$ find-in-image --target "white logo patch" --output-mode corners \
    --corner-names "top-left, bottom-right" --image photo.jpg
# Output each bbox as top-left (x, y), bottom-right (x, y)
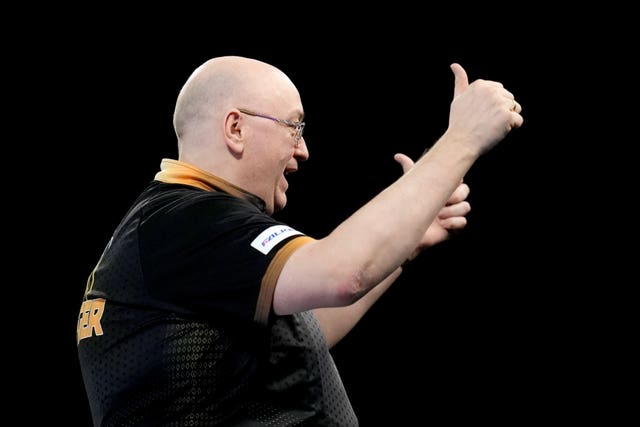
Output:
top-left (251, 225), bottom-right (303, 254)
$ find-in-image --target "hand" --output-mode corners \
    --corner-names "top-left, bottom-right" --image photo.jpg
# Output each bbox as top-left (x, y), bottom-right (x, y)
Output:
top-left (448, 63), bottom-right (523, 155)
top-left (394, 153), bottom-right (471, 259)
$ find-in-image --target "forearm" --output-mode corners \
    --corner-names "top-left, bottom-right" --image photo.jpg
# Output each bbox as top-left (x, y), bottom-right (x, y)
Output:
top-left (331, 137), bottom-right (477, 274)
top-left (313, 267), bottom-right (402, 348)
top-left (275, 67), bottom-right (521, 316)
top-left (278, 134), bottom-right (478, 311)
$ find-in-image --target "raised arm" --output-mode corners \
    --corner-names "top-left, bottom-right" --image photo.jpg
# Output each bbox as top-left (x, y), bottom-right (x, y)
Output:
top-left (313, 155), bottom-right (472, 348)
top-left (274, 63), bottom-right (523, 316)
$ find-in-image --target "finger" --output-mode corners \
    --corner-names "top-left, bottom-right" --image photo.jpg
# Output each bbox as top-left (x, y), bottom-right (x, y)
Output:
top-left (510, 110), bottom-right (524, 129)
top-left (450, 63), bottom-right (469, 98)
top-left (502, 88), bottom-right (522, 114)
top-left (393, 153), bottom-right (415, 174)
top-left (447, 182), bottom-right (470, 204)
top-left (512, 100), bottom-right (522, 113)
top-left (439, 215), bottom-right (468, 230)
top-left (437, 201), bottom-right (471, 219)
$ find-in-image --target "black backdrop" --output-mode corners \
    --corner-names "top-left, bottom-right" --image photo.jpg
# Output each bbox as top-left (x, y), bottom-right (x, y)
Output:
top-left (38, 22), bottom-right (611, 425)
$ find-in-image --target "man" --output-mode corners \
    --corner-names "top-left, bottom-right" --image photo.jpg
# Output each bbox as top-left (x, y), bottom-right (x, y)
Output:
top-left (77, 55), bottom-right (522, 425)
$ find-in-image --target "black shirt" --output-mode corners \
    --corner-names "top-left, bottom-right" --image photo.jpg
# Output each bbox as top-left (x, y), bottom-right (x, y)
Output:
top-left (77, 159), bottom-right (358, 426)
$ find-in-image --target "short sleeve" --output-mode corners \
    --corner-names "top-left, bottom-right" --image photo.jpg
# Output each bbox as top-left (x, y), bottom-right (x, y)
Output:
top-left (138, 191), bottom-right (313, 326)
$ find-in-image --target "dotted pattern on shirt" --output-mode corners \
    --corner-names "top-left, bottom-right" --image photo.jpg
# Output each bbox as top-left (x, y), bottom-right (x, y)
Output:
top-left (79, 183), bottom-right (359, 426)
top-left (82, 308), bottom-right (253, 426)
top-left (241, 311), bottom-right (359, 426)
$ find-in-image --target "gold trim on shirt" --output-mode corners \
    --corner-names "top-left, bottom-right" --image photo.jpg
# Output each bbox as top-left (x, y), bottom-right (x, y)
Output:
top-left (154, 158), bottom-right (257, 201)
top-left (255, 236), bottom-right (316, 325)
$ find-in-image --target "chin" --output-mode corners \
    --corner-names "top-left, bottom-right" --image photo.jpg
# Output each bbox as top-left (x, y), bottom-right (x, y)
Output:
top-left (273, 193), bottom-right (287, 213)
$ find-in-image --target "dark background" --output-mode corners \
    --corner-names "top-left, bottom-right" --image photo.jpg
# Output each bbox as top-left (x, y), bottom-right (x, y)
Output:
top-left (28, 16), bottom-right (623, 425)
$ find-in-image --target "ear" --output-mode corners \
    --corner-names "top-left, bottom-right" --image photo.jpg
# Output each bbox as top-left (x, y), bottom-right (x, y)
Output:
top-left (223, 110), bottom-right (245, 155)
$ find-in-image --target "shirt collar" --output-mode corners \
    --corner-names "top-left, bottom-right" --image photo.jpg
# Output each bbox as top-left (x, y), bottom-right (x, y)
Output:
top-left (154, 158), bottom-right (266, 211)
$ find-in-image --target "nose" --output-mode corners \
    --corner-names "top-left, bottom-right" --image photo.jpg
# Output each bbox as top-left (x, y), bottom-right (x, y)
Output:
top-left (295, 137), bottom-right (309, 161)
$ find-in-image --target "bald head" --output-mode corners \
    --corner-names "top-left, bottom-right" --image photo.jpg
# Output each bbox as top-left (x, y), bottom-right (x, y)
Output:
top-left (173, 56), bottom-right (296, 143)
top-left (171, 56), bottom-right (306, 214)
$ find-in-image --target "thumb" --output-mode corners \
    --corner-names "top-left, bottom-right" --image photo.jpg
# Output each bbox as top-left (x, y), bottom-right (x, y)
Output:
top-left (450, 63), bottom-right (469, 98)
top-left (393, 153), bottom-right (415, 174)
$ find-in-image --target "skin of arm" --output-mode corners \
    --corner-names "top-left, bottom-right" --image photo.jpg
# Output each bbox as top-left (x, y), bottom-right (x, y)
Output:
top-left (313, 267), bottom-right (402, 349)
top-left (313, 162), bottom-right (471, 348)
top-left (273, 63), bottom-right (523, 316)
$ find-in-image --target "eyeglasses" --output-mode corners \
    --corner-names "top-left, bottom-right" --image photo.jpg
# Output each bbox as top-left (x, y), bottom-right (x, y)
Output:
top-left (238, 108), bottom-right (305, 147)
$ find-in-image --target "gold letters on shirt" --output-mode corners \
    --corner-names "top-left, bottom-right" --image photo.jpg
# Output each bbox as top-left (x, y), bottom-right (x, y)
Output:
top-left (77, 257), bottom-right (106, 344)
top-left (77, 298), bottom-right (105, 344)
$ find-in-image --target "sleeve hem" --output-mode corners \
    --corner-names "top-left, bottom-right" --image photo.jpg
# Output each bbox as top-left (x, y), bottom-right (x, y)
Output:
top-left (254, 236), bottom-right (316, 325)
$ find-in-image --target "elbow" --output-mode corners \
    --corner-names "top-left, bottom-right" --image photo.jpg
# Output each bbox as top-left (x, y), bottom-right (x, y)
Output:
top-left (332, 267), bottom-right (372, 306)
